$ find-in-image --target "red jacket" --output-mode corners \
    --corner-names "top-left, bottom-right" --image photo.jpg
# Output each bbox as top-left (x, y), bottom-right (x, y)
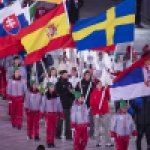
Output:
top-left (90, 87), bottom-right (110, 116)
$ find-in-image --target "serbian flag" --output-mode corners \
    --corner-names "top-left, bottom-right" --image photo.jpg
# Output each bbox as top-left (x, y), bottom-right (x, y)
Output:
top-left (20, 3), bottom-right (70, 65)
top-left (110, 55), bottom-right (150, 101)
top-left (0, 0), bottom-right (4, 4)
top-left (0, 1), bottom-right (29, 56)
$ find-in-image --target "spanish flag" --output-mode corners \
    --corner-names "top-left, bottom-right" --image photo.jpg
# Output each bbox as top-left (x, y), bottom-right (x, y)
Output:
top-left (20, 3), bottom-right (70, 64)
top-left (35, 0), bottom-right (62, 4)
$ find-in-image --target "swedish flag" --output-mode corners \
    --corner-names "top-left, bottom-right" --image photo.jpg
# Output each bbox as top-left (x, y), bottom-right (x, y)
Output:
top-left (72, 0), bottom-right (136, 51)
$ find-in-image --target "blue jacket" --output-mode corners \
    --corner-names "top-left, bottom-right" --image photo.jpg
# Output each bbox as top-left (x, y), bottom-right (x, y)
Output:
top-left (128, 96), bottom-right (150, 125)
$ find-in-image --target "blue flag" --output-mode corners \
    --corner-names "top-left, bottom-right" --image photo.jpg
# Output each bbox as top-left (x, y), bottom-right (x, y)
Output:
top-left (72, 0), bottom-right (136, 51)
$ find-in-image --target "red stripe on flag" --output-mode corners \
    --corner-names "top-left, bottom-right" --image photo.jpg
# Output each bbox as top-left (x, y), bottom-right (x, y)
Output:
top-left (114, 55), bottom-right (150, 82)
top-left (24, 34), bottom-right (72, 65)
top-left (17, 3), bottom-right (65, 39)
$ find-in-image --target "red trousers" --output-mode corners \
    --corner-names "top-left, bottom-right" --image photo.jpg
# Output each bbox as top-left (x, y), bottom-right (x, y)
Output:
top-left (11, 97), bottom-right (24, 127)
top-left (0, 69), bottom-right (6, 97)
top-left (115, 137), bottom-right (129, 150)
top-left (74, 126), bottom-right (88, 150)
top-left (27, 110), bottom-right (40, 138)
top-left (46, 113), bottom-right (58, 144)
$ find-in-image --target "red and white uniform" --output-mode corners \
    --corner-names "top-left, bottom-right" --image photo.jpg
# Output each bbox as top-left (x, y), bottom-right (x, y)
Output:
top-left (110, 112), bottom-right (137, 150)
top-left (7, 76), bottom-right (27, 127)
top-left (71, 101), bottom-right (90, 150)
top-left (25, 89), bottom-right (42, 138)
top-left (41, 94), bottom-right (63, 144)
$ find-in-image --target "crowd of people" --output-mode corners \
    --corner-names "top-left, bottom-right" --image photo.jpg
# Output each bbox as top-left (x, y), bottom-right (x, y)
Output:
top-left (0, 44), bottom-right (150, 150)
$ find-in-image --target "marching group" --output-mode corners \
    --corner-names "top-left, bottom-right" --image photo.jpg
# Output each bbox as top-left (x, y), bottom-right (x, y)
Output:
top-left (0, 44), bottom-right (150, 150)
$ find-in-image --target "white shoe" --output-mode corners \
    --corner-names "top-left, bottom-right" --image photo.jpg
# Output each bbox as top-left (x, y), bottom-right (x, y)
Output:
top-left (105, 143), bottom-right (114, 147)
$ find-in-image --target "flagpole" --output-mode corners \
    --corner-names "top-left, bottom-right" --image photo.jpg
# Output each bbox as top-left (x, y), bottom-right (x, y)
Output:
top-left (62, 0), bottom-right (70, 29)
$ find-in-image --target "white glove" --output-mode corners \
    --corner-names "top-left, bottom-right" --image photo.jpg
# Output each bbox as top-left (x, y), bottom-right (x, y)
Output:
top-left (111, 138), bottom-right (115, 143)
top-left (95, 114), bottom-right (99, 118)
top-left (8, 101), bottom-right (12, 104)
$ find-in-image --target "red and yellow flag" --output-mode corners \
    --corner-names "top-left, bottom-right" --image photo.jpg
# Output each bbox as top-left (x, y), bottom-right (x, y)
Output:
top-left (20, 3), bottom-right (70, 64)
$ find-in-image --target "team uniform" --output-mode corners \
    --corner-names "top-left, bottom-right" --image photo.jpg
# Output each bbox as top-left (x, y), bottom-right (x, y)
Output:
top-left (43, 76), bottom-right (57, 89)
top-left (25, 88), bottom-right (42, 139)
top-left (6, 65), bottom-right (27, 81)
top-left (7, 76), bottom-right (27, 128)
top-left (41, 94), bottom-right (63, 146)
top-left (69, 75), bottom-right (80, 89)
top-left (110, 112), bottom-right (136, 150)
top-left (71, 100), bottom-right (90, 150)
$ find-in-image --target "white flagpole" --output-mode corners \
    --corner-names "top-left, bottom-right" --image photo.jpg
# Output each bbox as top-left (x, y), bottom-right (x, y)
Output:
top-left (98, 47), bottom-right (116, 110)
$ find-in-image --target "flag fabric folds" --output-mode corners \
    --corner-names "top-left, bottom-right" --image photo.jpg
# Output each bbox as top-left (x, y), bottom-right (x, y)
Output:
top-left (0, 1), bottom-right (30, 58)
top-left (20, 3), bottom-right (70, 64)
top-left (72, 0), bottom-right (136, 51)
top-left (30, 2), bottom-right (37, 22)
top-left (110, 55), bottom-right (150, 101)
top-left (35, 0), bottom-right (62, 4)
top-left (0, 1), bottom-right (29, 50)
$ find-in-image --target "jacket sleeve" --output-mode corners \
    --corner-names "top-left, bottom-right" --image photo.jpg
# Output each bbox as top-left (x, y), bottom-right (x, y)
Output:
top-left (90, 92), bottom-right (95, 109)
top-left (57, 97), bottom-right (64, 118)
top-left (41, 95), bottom-right (46, 113)
top-left (110, 115), bottom-right (117, 138)
top-left (24, 90), bottom-right (30, 109)
top-left (22, 67), bottom-right (27, 81)
top-left (6, 79), bottom-right (12, 101)
top-left (70, 104), bottom-right (76, 128)
top-left (130, 115), bottom-right (137, 136)
top-left (6, 67), bottom-right (12, 81)
top-left (23, 80), bottom-right (27, 94)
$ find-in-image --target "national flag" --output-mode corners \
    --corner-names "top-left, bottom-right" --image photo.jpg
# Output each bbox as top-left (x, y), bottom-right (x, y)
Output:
top-left (72, 0), bottom-right (135, 51)
top-left (30, 2), bottom-right (37, 22)
top-left (0, 0), bottom-right (4, 4)
top-left (0, 1), bottom-right (30, 50)
top-left (35, 1), bottom-right (56, 19)
top-left (110, 55), bottom-right (150, 101)
top-left (20, 3), bottom-right (70, 65)
top-left (35, 0), bottom-right (62, 4)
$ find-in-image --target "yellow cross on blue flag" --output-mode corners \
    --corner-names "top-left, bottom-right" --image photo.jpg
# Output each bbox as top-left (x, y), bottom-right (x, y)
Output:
top-left (72, 0), bottom-right (136, 51)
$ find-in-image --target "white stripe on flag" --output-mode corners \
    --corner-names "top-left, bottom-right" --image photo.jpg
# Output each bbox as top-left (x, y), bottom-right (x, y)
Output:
top-left (110, 82), bottom-right (150, 101)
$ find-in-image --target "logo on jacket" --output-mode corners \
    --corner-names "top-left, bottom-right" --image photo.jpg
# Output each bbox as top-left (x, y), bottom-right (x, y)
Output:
top-left (3, 14), bottom-right (20, 35)
top-left (46, 24), bottom-right (57, 39)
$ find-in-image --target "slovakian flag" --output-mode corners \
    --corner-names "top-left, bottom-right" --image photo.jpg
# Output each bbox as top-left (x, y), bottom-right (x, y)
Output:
top-left (110, 55), bottom-right (150, 101)
top-left (0, 1), bottom-right (30, 52)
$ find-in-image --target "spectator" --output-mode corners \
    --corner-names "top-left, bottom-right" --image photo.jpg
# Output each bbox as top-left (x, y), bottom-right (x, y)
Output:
top-left (43, 67), bottom-right (57, 89)
top-left (67, 0), bottom-right (84, 24)
top-left (69, 67), bottom-right (80, 89)
top-left (135, 0), bottom-right (143, 27)
top-left (141, 44), bottom-right (150, 58)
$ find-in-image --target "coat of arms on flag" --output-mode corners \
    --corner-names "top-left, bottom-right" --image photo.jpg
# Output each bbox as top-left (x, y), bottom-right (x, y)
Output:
top-left (3, 14), bottom-right (21, 35)
top-left (46, 24), bottom-right (57, 38)
top-left (143, 59), bottom-right (150, 86)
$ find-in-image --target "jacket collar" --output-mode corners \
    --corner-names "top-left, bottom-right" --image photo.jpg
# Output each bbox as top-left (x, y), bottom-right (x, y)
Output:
top-left (12, 76), bottom-right (21, 81)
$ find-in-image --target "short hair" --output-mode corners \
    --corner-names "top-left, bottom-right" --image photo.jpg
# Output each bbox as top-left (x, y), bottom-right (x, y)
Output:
top-left (84, 70), bottom-right (90, 76)
top-left (72, 67), bottom-right (77, 71)
top-left (37, 145), bottom-right (45, 150)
